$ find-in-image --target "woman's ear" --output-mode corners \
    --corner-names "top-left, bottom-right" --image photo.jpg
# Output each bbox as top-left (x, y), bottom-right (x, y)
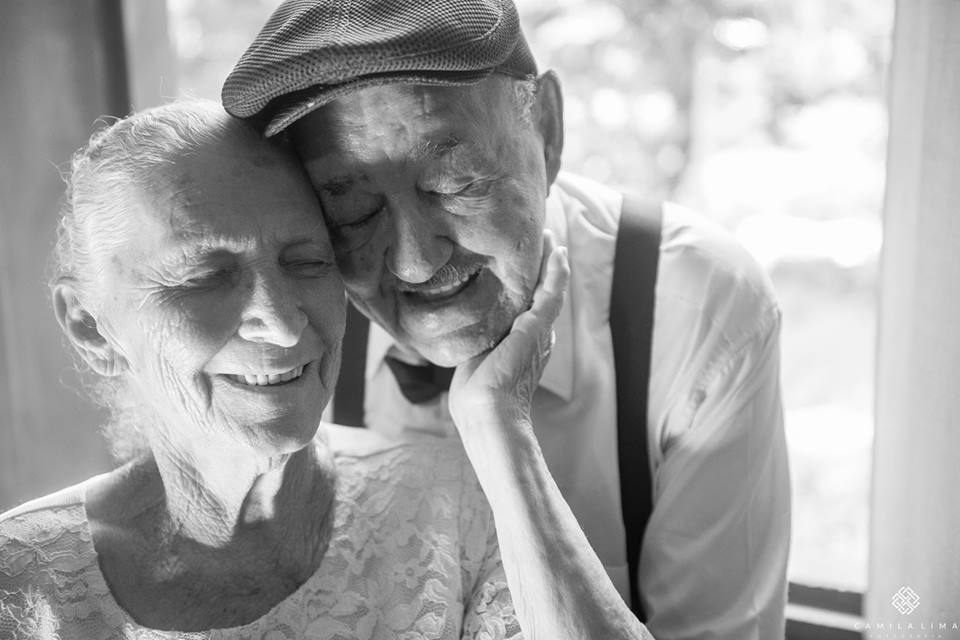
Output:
top-left (535, 70), bottom-right (564, 188)
top-left (52, 282), bottom-right (128, 377)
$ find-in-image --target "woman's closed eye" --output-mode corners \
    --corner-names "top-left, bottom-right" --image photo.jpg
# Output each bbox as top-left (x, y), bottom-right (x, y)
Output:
top-left (284, 258), bottom-right (335, 277)
top-left (143, 267), bottom-right (235, 306)
top-left (181, 268), bottom-right (235, 290)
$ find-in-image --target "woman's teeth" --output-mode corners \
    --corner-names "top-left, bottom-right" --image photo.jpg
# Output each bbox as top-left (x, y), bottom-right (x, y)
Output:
top-left (228, 365), bottom-right (304, 387)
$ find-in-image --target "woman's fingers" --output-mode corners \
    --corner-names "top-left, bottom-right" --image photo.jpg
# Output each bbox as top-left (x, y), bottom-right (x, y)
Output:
top-left (500, 234), bottom-right (569, 385)
top-left (514, 231), bottom-right (570, 336)
top-left (448, 231), bottom-right (570, 420)
top-left (535, 243), bottom-right (570, 327)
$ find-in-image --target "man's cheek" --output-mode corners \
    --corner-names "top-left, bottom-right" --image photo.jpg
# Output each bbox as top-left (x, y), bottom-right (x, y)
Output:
top-left (335, 240), bottom-right (380, 285)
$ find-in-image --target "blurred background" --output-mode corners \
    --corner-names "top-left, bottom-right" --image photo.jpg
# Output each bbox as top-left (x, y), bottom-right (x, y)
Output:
top-left (0, 0), bottom-right (893, 599)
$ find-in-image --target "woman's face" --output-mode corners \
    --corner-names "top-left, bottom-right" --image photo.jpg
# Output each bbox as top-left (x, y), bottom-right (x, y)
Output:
top-left (94, 136), bottom-right (345, 455)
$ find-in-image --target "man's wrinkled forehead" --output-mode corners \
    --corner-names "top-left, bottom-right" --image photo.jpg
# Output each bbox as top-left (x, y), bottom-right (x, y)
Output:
top-left (291, 79), bottom-right (515, 165)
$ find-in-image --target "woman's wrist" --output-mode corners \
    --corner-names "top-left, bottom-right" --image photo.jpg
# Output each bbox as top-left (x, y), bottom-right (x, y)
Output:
top-left (454, 406), bottom-right (549, 491)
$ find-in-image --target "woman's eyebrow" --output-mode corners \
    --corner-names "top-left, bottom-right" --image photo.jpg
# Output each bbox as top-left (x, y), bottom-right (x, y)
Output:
top-left (155, 245), bottom-right (229, 269)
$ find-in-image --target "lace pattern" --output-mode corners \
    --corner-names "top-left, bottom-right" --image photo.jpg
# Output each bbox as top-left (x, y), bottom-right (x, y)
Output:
top-left (0, 430), bottom-right (521, 640)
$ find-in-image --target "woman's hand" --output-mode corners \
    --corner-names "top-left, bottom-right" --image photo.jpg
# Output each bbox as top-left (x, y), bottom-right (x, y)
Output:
top-left (448, 231), bottom-right (570, 426)
top-left (446, 232), bottom-right (651, 639)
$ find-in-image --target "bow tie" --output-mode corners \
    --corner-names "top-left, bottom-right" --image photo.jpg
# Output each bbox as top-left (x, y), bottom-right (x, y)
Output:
top-left (384, 356), bottom-right (456, 404)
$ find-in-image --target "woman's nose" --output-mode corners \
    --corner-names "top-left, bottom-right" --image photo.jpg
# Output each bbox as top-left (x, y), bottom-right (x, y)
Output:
top-left (385, 202), bottom-right (454, 284)
top-left (237, 269), bottom-right (307, 347)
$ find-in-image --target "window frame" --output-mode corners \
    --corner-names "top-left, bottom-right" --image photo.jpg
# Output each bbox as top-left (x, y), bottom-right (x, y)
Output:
top-left (786, 582), bottom-right (864, 640)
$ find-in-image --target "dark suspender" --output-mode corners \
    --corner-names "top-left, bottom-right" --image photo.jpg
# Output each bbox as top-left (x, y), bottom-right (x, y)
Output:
top-left (611, 195), bottom-right (662, 622)
top-left (333, 302), bottom-right (369, 427)
top-left (332, 194), bottom-right (663, 620)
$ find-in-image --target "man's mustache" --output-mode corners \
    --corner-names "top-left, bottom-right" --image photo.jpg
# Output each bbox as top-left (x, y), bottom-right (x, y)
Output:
top-left (395, 256), bottom-right (487, 292)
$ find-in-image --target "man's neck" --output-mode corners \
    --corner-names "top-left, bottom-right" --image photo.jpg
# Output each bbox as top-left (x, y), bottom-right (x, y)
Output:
top-left (387, 341), bottom-right (431, 366)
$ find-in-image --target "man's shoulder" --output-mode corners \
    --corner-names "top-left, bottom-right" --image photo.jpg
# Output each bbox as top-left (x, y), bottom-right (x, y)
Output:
top-left (657, 202), bottom-right (780, 345)
top-left (660, 203), bottom-right (773, 290)
top-left (554, 172), bottom-right (778, 333)
top-left (552, 172), bottom-right (621, 239)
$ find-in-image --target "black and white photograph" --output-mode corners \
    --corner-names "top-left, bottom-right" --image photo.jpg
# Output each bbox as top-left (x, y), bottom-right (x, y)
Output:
top-left (0, 0), bottom-right (954, 638)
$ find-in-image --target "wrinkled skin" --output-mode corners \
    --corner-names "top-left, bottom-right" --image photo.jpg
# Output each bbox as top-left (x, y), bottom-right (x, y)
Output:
top-left (448, 230), bottom-right (569, 423)
top-left (291, 74), bottom-right (562, 366)
top-left (290, 74), bottom-right (646, 639)
top-left (87, 136), bottom-right (345, 456)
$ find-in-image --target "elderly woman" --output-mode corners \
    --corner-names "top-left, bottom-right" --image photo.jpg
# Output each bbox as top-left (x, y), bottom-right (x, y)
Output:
top-left (0, 100), bottom-right (540, 639)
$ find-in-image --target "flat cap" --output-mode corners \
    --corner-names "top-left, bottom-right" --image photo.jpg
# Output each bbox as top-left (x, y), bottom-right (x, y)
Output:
top-left (222, 0), bottom-right (538, 136)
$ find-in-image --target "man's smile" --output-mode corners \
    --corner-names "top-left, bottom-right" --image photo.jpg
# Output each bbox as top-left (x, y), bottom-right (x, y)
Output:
top-left (403, 267), bottom-right (482, 303)
top-left (396, 257), bottom-right (486, 304)
top-left (394, 266), bottom-right (502, 339)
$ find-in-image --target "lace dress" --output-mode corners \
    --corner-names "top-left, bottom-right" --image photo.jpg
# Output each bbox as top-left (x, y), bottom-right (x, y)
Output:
top-left (0, 425), bottom-right (521, 640)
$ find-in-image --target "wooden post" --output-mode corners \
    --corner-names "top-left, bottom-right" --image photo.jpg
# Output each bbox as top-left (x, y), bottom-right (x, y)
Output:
top-left (122, 0), bottom-right (177, 110)
top-left (0, 0), bottom-right (172, 509)
top-left (869, 0), bottom-right (960, 622)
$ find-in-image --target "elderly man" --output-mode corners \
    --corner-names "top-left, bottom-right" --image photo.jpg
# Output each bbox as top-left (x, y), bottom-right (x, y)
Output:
top-left (224, 1), bottom-right (790, 638)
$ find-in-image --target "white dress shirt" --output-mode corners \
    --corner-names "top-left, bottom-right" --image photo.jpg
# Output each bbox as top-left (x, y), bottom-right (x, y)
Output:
top-left (350, 172), bottom-right (790, 640)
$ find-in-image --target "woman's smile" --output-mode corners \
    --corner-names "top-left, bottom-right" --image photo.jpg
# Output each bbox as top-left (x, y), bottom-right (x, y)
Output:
top-left (225, 364), bottom-right (306, 387)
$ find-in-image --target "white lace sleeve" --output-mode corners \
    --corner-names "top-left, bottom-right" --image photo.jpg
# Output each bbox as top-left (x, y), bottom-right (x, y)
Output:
top-left (0, 505), bottom-right (85, 640)
top-left (0, 500), bottom-right (119, 640)
top-left (0, 586), bottom-right (63, 640)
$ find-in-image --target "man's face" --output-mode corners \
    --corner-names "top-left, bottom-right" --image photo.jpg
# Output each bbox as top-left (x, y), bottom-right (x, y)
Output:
top-left (293, 76), bottom-right (554, 366)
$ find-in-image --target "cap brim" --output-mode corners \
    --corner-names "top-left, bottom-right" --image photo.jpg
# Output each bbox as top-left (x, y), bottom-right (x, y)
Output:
top-left (264, 69), bottom-right (496, 137)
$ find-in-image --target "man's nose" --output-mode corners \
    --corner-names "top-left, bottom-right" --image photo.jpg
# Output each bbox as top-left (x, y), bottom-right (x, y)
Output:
top-left (237, 268), bottom-right (307, 348)
top-left (385, 199), bottom-right (454, 284)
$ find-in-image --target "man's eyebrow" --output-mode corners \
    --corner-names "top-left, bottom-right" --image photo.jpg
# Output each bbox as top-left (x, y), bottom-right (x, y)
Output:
top-left (417, 136), bottom-right (474, 160)
top-left (315, 138), bottom-right (477, 194)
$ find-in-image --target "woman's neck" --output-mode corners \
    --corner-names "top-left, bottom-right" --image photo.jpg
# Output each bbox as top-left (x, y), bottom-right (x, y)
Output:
top-left (84, 428), bottom-right (338, 631)
top-left (150, 432), bottom-right (336, 552)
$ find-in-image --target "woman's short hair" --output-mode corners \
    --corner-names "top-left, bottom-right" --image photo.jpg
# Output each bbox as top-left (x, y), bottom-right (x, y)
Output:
top-left (52, 99), bottom-right (268, 297)
top-left (52, 99), bottom-right (277, 461)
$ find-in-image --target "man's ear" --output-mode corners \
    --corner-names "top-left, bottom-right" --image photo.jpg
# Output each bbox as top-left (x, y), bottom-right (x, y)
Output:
top-left (535, 70), bottom-right (564, 188)
top-left (53, 282), bottom-right (128, 377)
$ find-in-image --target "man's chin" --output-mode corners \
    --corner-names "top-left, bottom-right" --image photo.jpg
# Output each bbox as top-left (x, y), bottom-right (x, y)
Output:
top-left (407, 331), bottom-right (502, 368)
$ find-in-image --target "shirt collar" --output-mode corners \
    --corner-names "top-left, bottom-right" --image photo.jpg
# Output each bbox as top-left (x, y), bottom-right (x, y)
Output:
top-left (364, 188), bottom-right (575, 401)
top-left (366, 319), bottom-right (401, 378)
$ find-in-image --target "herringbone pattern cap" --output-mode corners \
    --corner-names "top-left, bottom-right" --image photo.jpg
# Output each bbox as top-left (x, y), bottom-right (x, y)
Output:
top-left (222, 0), bottom-right (538, 136)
